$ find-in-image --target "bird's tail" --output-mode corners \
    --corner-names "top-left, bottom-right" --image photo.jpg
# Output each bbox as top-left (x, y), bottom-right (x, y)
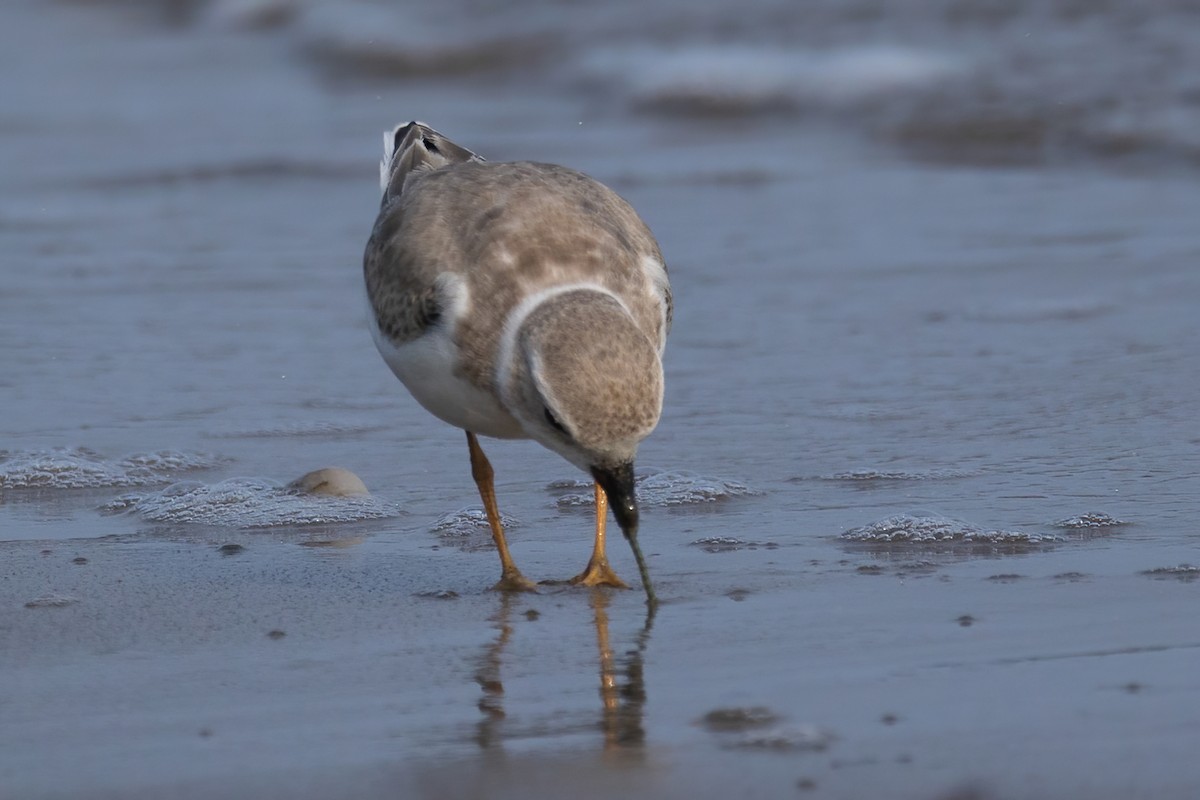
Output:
top-left (379, 121), bottom-right (482, 204)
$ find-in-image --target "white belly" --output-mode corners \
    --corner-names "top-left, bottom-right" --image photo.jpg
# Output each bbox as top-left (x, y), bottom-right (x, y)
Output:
top-left (371, 323), bottom-right (526, 440)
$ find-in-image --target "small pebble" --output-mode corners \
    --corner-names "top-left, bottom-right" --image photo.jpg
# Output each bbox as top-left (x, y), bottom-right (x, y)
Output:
top-left (415, 590), bottom-right (459, 600)
top-left (266, 629), bottom-right (287, 640)
top-left (25, 594), bottom-right (80, 609)
top-left (700, 706), bottom-right (779, 731)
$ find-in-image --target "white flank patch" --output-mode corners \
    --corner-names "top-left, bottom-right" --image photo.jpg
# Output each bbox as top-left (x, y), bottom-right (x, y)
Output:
top-left (366, 274), bottom-right (523, 439)
top-left (372, 327), bottom-right (522, 438)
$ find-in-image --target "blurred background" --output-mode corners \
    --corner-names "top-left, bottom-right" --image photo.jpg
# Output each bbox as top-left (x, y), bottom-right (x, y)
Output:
top-left (4, 1), bottom-right (1200, 798)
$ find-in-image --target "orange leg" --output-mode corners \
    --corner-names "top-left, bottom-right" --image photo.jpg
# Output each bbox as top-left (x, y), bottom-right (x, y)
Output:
top-left (568, 482), bottom-right (629, 588)
top-left (467, 432), bottom-right (536, 592)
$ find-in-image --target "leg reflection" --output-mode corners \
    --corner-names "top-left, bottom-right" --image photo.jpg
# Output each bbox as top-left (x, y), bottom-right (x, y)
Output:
top-left (591, 590), bottom-right (655, 752)
top-left (473, 592), bottom-right (515, 752)
top-left (470, 591), bottom-right (656, 755)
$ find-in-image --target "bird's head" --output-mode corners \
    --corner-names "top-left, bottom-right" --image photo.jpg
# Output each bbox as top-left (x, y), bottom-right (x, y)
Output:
top-left (501, 289), bottom-right (663, 539)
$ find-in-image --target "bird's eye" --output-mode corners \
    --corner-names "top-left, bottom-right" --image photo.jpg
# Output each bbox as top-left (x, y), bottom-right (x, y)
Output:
top-left (422, 137), bottom-right (440, 154)
top-left (544, 408), bottom-right (568, 435)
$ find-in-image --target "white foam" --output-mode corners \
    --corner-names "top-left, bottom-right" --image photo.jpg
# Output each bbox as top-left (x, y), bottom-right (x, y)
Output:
top-left (0, 448), bottom-right (223, 491)
top-left (842, 513), bottom-right (1060, 544)
top-left (552, 469), bottom-right (761, 508)
top-left (431, 507), bottom-right (520, 536)
top-left (102, 478), bottom-right (400, 528)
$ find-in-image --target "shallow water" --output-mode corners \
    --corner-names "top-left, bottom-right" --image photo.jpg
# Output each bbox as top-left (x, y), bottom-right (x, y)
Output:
top-left (3, 1), bottom-right (1200, 798)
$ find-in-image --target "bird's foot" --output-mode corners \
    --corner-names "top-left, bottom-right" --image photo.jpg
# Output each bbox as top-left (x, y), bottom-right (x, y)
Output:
top-left (493, 570), bottom-right (539, 593)
top-left (567, 558), bottom-right (630, 589)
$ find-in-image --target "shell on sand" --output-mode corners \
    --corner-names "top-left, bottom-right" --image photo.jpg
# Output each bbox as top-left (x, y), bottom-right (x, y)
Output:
top-left (288, 467), bottom-right (370, 497)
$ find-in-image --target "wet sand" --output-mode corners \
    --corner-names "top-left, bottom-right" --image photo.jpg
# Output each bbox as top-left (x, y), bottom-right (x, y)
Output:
top-left (4, 1), bottom-right (1200, 798)
top-left (6, 530), bottom-right (1200, 799)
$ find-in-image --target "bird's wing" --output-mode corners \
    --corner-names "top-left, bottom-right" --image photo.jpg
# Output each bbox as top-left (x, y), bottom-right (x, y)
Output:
top-left (363, 201), bottom-right (444, 346)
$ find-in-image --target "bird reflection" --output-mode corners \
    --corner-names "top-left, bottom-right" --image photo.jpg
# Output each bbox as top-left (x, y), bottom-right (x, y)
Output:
top-left (593, 590), bottom-right (653, 752)
top-left (471, 591), bottom-right (655, 755)
top-left (473, 593), bottom-right (515, 751)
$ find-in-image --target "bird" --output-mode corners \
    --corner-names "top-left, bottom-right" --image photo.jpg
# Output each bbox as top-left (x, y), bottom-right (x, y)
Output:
top-left (363, 121), bottom-right (671, 606)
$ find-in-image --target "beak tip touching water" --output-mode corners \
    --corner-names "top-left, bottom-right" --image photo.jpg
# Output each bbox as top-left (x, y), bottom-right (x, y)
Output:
top-left (591, 462), bottom-right (657, 608)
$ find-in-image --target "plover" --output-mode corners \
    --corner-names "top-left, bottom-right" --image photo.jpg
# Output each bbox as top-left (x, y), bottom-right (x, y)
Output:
top-left (364, 122), bottom-right (671, 606)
